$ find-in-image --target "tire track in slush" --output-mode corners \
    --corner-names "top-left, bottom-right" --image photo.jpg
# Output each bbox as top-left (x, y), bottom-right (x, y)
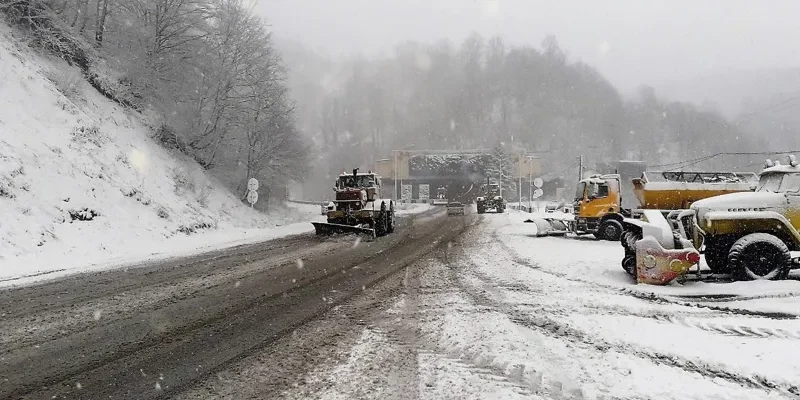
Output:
top-left (378, 261), bottom-right (552, 398)
top-left (426, 229), bottom-right (598, 399)
top-left (455, 228), bottom-right (800, 397)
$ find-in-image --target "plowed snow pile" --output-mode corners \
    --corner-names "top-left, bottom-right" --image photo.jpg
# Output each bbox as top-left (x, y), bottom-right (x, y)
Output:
top-left (0, 24), bottom-right (318, 283)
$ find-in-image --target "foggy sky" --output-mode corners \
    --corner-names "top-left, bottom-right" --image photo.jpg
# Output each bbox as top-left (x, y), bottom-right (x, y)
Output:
top-left (257, 0), bottom-right (800, 95)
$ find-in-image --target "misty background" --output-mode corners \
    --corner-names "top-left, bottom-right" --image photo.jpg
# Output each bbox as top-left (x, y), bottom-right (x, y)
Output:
top-left (258, 0), bottom-right (800, 199)
top-left (12, 0), bottom-right (797, 204)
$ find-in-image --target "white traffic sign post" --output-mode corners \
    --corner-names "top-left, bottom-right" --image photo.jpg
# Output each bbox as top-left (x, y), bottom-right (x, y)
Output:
top-left (247, 178), bottom-right (259, 208)
top-left (247, 178), bottom-right (259, 192)
top-left (531, 176), bottom-right (543, 212)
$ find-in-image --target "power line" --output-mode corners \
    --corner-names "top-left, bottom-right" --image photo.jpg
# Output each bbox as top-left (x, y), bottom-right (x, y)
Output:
top-left (735, 95), bottom-right (800, 124)
top-left (652, 151), bottom-right (800, 171)
top-left (544, 161), bottom-right (580, 181)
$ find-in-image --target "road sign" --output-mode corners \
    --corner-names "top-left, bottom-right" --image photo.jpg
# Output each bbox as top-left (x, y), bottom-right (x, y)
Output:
top-left (247, 178), bottom-right (259, 192)
top-left (401, 184), bottom-right (412, 200)
top-left (247, 190), bottom-right (258, 206)
top-left (533, 177), bottom-right (543, 188)
top-left (533, 188), bottom-right (544, 199)
top-left (419, 184), bottom-right (430, 200)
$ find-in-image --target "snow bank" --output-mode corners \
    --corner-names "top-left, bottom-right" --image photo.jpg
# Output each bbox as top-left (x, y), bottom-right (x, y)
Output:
top-left (394, 202), bottom-right (434, 216)
top-left (0, 25), bottom-right (320, 284)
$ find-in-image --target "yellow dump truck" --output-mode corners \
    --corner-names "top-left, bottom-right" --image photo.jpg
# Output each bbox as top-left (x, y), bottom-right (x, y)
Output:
top-left (622, 159), bottom-right (800, 284)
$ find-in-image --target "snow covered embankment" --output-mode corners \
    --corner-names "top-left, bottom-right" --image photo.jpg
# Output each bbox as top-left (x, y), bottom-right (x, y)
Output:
top-left (0, 24), bottom-right (322, 284)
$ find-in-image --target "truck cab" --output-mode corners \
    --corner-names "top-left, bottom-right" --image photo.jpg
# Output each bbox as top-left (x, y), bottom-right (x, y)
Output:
top-left (573, 174), bottom-right (624, 240)
top-left (682, 160), bottom-right (800, 279)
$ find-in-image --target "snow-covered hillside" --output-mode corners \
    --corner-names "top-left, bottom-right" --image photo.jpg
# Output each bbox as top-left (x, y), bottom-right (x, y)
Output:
top-left (0, 23), bottom-right (320, 283)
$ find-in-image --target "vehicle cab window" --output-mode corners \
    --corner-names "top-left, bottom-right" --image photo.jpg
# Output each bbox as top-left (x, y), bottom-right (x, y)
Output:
top-left (588, 182), bottom-right (609, 199)
top-left (575, 182), bottom-right (586, 201)
top-left (780, 173), bottom-right (800, 193)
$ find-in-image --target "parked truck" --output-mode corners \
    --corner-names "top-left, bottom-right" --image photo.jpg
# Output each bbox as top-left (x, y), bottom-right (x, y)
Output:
top-left (622, 157), bottom-right (800, 284)
top-left (532, 165), bottom-right (758, 243)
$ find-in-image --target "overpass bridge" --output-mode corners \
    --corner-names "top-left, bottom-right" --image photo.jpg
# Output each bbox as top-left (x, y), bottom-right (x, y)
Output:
top-left (373, 149), bottom-right (544, 204)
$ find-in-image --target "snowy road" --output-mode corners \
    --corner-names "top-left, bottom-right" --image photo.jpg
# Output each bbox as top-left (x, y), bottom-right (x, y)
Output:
top-left (4, 209), bottom-right (800, 399)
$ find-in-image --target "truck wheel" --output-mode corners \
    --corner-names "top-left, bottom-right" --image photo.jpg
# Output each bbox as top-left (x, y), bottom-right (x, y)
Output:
top-left (477, 203), bottom-right (485, 214)
top-left (498, 206), bottom-right (505, 213)
top-left (375, 202), bottom-right (388, 237)
top-left (622, 255), bottom-right (636, 276)
top-left (728, 233), bottom-right (791, 281)
top-left (703, 236), bottom-right (735, 274)
top-left (599, 220), bottom-right (623, 242)
top-left (387, 202), bottom-right (395, 233)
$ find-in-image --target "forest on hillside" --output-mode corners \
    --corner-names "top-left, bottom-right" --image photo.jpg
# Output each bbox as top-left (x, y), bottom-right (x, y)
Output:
top-left (3, 0), bottom-right (773, 202)
top-left (280, 34), bottom-right (766, 199)
top-left (2, 0), bottom-right (309, 203)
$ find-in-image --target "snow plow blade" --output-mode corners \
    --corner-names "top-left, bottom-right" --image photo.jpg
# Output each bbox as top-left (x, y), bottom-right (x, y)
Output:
top-left (523, 217), bottom-right (568, 237)
top-left (312, 222), bottom-right (375, 236)
top-left (635, 236), bottom-right (700, 285)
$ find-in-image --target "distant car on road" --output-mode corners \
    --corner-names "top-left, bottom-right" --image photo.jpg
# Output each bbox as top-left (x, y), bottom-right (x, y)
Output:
top-left (447, 201), bottom-right (465, 216)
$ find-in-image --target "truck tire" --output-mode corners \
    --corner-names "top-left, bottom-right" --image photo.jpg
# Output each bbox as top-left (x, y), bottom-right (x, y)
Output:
top-left (703, 236), bottom-right (735, 274)
top-left (387, 202), bottom-right (395, 233)
top-left (620, 229), bottom-right (640, 276)
top-left (599, 220), bottom-right (623, 242)
top-left (375, 202), bottom-right (388, 237)
top-left (622, 255), bottom-right (636, 276)
top-left (477, 203), bottom-right (485, 214)
top-left (728, 233), bottom-right (791, 281)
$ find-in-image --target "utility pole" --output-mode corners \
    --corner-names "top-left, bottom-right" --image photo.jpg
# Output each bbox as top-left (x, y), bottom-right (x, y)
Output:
top-left (528, 157), bottom-right (533, 212)
top-left (393, 151), bottom-right (398, 199)
top-left (578, 154), bottom-right (584, 181)
top-left (518, 154), bottom-right (522, 206)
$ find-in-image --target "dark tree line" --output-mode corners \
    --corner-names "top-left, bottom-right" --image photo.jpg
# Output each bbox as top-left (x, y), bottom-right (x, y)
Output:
top-left (281, 34), bottom-right (760, 199)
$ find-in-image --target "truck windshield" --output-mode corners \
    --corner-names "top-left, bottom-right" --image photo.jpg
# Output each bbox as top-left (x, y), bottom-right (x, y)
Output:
top-left (575, 182), bottom-right (586, 200)
top-left (757, 172), bottom-right (800, 193)
top-left (338, 175), bottom-right (377, 188)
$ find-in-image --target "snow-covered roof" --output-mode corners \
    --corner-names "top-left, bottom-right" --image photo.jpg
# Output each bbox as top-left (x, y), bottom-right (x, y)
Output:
top-left (582, 174), bottom-right (618, 184)
top-left (643, 171), bottom-right (758, 184)
top-left (760, 164), bottom-right (800, 175)
top-left (337, 172), bottom-right (379, 177)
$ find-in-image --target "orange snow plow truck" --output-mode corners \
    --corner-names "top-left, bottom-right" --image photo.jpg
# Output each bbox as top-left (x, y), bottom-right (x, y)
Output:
top-left (622, 158), bottom-right (800, 285)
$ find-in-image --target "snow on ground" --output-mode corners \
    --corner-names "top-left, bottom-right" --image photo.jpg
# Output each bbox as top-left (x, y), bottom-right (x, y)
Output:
top-left (498, 209), bottom-right (800, 316)
top-left (0, 25), bottom-right (432, 286)
top-left (291, 211), bottom-right (800, 399)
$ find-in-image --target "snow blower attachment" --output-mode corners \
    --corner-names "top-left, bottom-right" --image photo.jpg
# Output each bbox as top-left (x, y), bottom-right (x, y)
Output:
top-left (314, 169), bottom-right (396, 238)
top-left (621, 210), bottom-right (700, 284)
